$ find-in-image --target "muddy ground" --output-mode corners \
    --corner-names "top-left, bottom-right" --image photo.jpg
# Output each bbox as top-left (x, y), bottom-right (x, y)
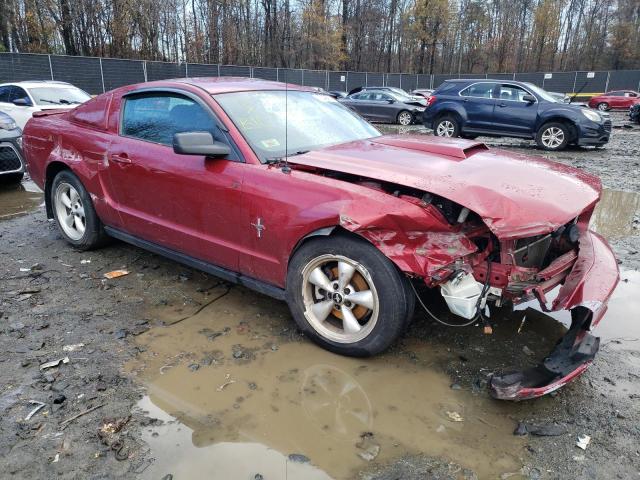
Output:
top-left (0, 112), bottom-right (639, 479)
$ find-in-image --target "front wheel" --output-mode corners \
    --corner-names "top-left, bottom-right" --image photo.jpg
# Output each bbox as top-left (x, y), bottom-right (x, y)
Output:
top-left (597, 102), bottom-right (610, 111)
top-left (535, 122), bottom-right (570, 151)
top-left (433, 115), bottom-right (460, 137)
top-left (51, 170), bottom-right (109, 250)
top-left (286, 235), bottom-right (414, 357)
top-left (397, 110), bottom-right (413, 126)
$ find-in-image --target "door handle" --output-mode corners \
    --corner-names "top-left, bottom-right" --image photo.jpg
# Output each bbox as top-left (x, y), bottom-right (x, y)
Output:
top-left (498, 103), bottom-right (507, 107)
top-left (110, 153), bottom-right (131, 164)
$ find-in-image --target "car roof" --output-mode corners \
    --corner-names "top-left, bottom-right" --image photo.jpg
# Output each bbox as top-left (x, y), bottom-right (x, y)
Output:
top-left (171, 77), bottom-right (313, 95)
top-left (0, 80), bottom-right (76, 88)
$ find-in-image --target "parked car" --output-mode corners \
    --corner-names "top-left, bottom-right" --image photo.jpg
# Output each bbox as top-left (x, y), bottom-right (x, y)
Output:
top-left (630, 103), bottom-right (640, 124)
top-left (0, 80), bottom-right (91, 130)
top-left (328, 91), bottom-right (348, 99)
top-left (22, 77), bottom-right (619, 401)
top-left (588, 90), bottom-right (640, 111)
top-left (412, 89), bottom-right (434, 98)
top-left (0, 111), bottom-right (24, 183)
top-left (350, 86), bottom-right (425, 102)
top-left (340, 89), bottom-right (426, 125)
top-left (423, 79), bottom-right (611, 150)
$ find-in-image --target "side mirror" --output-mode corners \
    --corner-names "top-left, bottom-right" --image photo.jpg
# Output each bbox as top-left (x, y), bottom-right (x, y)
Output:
top-left (173, 132), bottom-right (230, 157)
top-left (12, 98), bottom-right (31, 107)
top-left (522, 94), bottom-right (536, 103)
top-left (387, 99), bottom-right (395, 104)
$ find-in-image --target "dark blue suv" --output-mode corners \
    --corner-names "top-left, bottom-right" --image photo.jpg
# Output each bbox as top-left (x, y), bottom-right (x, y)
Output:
top-left (422, 79), bottom-right (612, 150)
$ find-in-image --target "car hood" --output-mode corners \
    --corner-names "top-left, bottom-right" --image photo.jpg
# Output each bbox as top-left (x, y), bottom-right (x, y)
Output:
top-left (289, 135), bottom-right (602, 239)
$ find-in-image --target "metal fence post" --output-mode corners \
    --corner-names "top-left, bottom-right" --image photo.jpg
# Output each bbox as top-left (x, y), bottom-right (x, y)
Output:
top-left (99, 57), bottom-right (106, 92)
top-left (143, 61), bottom-right (148, 82)
top-left (301, 69), bottom-right (304, 86)
top-left (217, 64), bottom-right (220, 77)
top-left (48, 55), bottom-right (54, 80)
top-left (276, 68), bottom-right (279, 82)
top-left (572, 71), bottom-right (577, 94)
top-left (605, 71), bottom-right (610, 92)
top-left (185, 62), bottom-right (189, 78)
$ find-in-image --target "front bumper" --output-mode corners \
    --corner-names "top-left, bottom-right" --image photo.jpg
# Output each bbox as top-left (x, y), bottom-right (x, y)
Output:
top-left (0, 141), bottom-right (25, 175)
top-left (576, 120), bottom-right (611, 146)
top-left (490, 230), bottom-right (619, 400)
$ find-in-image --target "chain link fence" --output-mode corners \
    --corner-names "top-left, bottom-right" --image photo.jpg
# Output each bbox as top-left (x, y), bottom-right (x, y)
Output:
top-left (2, 52), bottom-right (640, 96)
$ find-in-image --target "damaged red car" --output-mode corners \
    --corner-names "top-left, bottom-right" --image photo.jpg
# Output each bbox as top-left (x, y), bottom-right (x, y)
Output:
top-left (22, 78), bottom-right (619, 400)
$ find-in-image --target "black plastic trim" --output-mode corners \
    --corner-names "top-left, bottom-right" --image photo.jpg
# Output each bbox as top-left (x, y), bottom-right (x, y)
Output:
top-left (104, 226), bottom-right (286, 300)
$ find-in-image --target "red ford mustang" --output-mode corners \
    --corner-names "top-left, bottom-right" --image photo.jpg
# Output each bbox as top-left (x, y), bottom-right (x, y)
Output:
top-left (22, 78), bottom-right (619, 400)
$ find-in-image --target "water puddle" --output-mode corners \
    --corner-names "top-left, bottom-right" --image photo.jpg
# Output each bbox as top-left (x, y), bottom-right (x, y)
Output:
top-left (0, 179), bottom-right (43, 221)
top-left (128, 287), bottom-right (524, 479)
top-left (590, 189), bottom-right (640, 240)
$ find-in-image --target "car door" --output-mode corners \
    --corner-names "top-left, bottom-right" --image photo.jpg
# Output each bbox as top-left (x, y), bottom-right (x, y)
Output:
top-left (0, 86), bottom-right (37, 130)
top-left (491, 84), bottom-right (539, 135)
top-left (343, 92), bottom-right (376, 119)
top-left (458, 82), bottom-right (497, 130)
top-left (369, 92), bottom-right (397, 121)
top-left (106, 90), bottom-right (247, 272)
top-left (622, 91), bottom-right (639, 109)
top-left (607, 91), bottom-right (624, 108)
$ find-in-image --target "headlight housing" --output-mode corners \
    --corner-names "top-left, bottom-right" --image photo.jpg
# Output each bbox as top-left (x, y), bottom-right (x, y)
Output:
top-left (0, 118), bottom-right (17, 130)
top-left (581, 109), bottom-right (601, 122)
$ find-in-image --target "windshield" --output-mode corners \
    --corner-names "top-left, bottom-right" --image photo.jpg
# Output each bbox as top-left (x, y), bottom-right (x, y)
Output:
top-left (215, 90), bottom-right (380, 162)
top-left (29, 86), bottom-right (91, 106)
top-left (524, 83), bottom-right (558, 103)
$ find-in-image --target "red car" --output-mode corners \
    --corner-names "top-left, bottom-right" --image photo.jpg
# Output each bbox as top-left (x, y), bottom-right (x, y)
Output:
top-left (588, 90), bottom-right (640, 111)
top-left (22, 78), bottom-right (619, 400)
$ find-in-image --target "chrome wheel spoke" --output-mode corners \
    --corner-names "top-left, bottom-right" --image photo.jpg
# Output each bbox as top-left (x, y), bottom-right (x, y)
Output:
top-left (308, 267), bottom-right (333, 291)
top-left (63, 214), bottom-right (74, 228)
top-left (312, 299), bottom-right (335, 322)
top-left (345, 289), bottom-right (374, 310)
top-left (337, 261), bottom-right (355, 291)
top-left (70, 189), bottom-right (79, 204)
top-left (60, 191), bottom-right (72, 208)
top-left (340, 305), bottom-right (362, 334)
top-left (74, 215), bottom-right (86, 234)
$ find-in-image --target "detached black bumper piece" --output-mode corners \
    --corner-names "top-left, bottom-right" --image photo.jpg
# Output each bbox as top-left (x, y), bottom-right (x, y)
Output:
top-left (490, 307), bottom-right (598, 400)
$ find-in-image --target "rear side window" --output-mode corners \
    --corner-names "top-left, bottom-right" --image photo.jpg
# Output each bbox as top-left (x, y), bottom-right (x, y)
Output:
top-left (460, 83), bottom-right (496, 99)
top-left (607, 91), bottom-right (623, 97)
top-left (121, 92), bottom-right (218, 146)
top-left (0, 86), bottom-right (10, 103)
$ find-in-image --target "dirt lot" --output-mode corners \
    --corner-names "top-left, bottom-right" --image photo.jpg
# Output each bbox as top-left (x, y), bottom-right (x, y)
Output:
top-left (0, 113), bottom-right (639, 479)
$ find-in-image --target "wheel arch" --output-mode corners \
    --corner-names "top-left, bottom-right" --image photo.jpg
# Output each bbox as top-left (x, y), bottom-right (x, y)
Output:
top-left (433, 106), bottom-right (466, 130)
top-left (44, 161), bottom-right (72, 219)
top-left (537, 116), bottom-right (578, 142)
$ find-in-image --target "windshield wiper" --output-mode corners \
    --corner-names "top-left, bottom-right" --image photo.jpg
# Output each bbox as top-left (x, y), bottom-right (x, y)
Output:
top-left (38, 99), bottom-right (62, 105)
top-left (265, 150), bottom-right (309, 163)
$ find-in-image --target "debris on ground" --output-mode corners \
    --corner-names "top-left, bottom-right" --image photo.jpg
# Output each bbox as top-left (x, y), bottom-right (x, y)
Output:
top-left (513, 422), bottom-right (568, 437)
top-left (216, 373), bottom-right (236, 391)
top-left (40, 357), bottom-right (69, 370)
top-left (63, 343), bottom-right (85, 352)
top-left (288, 453), bottom-right (310, 463)
top-left (356, 432), bottom-right (380, 461)
top-left (445, 411), bottom-right (464, 422)
top-left (104, 270), bottom-right (130, 279)
top-left (576, 434), bottom-right (591, 450)
top-left (24, 401), bottom-right (46, 421)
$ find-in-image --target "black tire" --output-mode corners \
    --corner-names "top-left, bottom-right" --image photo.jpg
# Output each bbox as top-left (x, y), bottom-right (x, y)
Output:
top-left (286, 234), bottom-right (414, 357)
top-left (433, 115), bottom-right (460, 137)
top-left (596, 102), bottom-right (609, 112)
top-left (396, 110), bottom-right (413, 126)
top-left (461, 134), bottom-right (478, 140)
top-left (0, 172), bottom-right (24, 184)
top-left (50, 170), bottom-right (109, 250)
top-left (535, 122), bottom-right (570, 151)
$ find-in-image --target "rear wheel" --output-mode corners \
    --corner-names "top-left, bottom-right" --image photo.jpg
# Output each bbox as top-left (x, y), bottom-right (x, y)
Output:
top-left (433, 115), bottom-right (460, 137)
top-left (51, 170), bottom-right (109, 250)
top-left (597, 102), bottom-right (610, 111)
top-left (286, 235), bottom-right (414, 357)
top-left (397, 110), bottom-right (413, 126)
top-left (535, 122), bottom-right (570, 151)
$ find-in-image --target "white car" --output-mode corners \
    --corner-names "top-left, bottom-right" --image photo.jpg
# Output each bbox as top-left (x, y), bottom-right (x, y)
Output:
top-left (0, 81), bottom-right (91, 130)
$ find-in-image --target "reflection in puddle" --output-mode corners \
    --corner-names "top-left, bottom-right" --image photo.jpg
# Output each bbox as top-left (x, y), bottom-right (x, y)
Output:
top-left (590, 189), bottom-right (640, 240)
top-left (129, 287), bottom-right (523, 479)
top-left (597, 269), bottom-right (640, 342)
top-left (0, 179), bottom-right (43, 220)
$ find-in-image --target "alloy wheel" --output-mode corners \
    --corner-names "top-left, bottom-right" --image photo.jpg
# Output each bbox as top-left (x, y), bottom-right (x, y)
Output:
top-left (597, 103), bottom-right (609, 111)
top-left (301, 254), bottom-right (379, 344)
top-left (436, 120), bottom-right (455, 137)
top-left (54, 182), bottom-right (86, 241)
top-left (541, 126), bottom-right (565, 149)
top-left (398, 111), bottom-right (413, 126)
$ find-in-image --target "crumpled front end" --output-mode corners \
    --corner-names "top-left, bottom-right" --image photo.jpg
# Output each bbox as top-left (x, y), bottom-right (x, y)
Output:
top-left (490, 229), bottom-right (619, 400)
